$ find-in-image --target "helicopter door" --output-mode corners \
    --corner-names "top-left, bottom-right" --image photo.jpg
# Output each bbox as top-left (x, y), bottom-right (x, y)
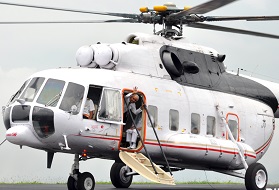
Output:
top-left (120, 89), bottom-right (146, 151)
top-left (96, 87), bottom-right (123, 125)
top-left (226, 113), bottom-right (240, 142)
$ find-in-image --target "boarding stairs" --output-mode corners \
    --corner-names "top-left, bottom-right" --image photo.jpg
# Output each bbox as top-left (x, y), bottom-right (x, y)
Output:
top-left (119, 151), bottom-right (175, 185)
top-left (122, 94), bottom-right (175, 185)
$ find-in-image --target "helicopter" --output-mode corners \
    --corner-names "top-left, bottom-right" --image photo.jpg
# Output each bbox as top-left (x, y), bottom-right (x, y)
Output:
top-left (1, 0), bottom-right (279, 190)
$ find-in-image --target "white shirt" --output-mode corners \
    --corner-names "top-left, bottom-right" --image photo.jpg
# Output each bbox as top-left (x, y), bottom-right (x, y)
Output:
top-left (83, 98), bottom-right (95, 115)
top-left (124, 93), bottom-right (142, 115)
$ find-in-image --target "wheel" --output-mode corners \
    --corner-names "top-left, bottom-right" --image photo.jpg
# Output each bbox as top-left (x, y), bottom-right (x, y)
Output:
top-left (67, 176), bottom-right (77, 190)
top-left (110, 162), bottom-right (133, 188)
top-left (245, 163), bottom-right (268, 190)
top-left (77, 172), bottom-right (95, 190)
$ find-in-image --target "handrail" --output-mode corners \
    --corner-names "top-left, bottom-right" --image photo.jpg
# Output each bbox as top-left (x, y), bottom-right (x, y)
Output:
top-left (124, 96), bottom-right (159, 175)
top-left (217, 108), bottom-right (248, 170)
top-left (143, 104), bottom-right (173, 176)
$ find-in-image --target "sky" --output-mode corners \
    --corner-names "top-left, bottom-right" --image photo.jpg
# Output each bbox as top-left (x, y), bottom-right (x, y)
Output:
top-left (0, 0), bottom-right (279, 185)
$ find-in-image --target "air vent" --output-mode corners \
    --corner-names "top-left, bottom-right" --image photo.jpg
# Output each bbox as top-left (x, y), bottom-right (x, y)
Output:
top-left (210, 52), bottom-right (216, 62)
top-left (161, 51), bottom-right (183, 77)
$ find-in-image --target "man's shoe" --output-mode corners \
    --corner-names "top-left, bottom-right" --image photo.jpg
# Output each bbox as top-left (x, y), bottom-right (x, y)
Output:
top-left (130, 144), bottom-right (136, 149)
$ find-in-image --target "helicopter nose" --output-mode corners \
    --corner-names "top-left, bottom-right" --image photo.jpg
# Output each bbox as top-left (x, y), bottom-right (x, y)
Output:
top-left (6, 125), bottom-right (44, 147)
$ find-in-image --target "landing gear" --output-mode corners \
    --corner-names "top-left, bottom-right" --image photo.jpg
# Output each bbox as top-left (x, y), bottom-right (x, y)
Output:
top-left (67, 176), bottom-right (77, 190)
top-left (110, 162), bottom-right (133, 188)
top-left (77, 172), bottom-right (95, 190)
top-left (245, 163), bottom-right (268, 190)
top-left (67, 173), bottom-right (95, 190)
top-left (67, 154), bottom-right (95, 190)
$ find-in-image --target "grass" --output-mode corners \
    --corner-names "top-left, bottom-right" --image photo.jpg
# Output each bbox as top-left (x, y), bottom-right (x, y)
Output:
top-left (0, 182), bottom-right (44, 185)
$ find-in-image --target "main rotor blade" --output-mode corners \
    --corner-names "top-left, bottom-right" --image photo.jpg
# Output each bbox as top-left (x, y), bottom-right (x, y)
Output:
top-left (205, 16), bottom-right (279, 21)
top-left (187, 22), bottom-right (279, 39)
top-left (0, 19), bottom-right (139, 24)
top-left (0, 139), bottom-right (6, 146)
top-left (0, 1), bottom-right (138, 19)
top-left (169, 0), bottom-right (238, 20)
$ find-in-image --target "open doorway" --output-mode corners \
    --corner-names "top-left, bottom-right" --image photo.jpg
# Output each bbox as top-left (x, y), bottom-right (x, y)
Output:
top-left (83, 85), bottom-right (102, 120)
top-left (120, 89), bottom-right (146, 151)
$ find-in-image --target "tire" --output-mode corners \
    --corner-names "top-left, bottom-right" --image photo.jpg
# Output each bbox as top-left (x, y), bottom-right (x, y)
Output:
top-left (245, 163), bottom-right (268, 190)
top-left (77, 172), bottom-right (95, 190)
top-left (67, 176), bottom-right (77, 190)
top-left (110, 162), bottom-right (133, 188)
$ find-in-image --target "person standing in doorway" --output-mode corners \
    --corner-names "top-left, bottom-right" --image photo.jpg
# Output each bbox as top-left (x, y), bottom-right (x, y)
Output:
top-left (124, 93), bottom-right (142, 149)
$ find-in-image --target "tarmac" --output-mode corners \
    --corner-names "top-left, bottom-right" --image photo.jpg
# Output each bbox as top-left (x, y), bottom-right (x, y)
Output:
top-left (0, 184), bottom-right (257, 190)
top-left (0, 184), bottom-right (278, 190)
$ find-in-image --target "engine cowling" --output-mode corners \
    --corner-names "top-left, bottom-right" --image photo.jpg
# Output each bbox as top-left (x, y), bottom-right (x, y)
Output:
top-left (76, 44), bottom-right (119, 69)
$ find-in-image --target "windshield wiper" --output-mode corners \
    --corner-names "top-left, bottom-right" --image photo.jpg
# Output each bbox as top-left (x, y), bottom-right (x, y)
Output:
top-left (45, 91), bottom-right (62, 107)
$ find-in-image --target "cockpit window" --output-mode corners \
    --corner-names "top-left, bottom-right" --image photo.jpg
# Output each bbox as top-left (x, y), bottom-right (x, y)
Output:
top-left (9, 79), bottom-right (30, 105)
top-left (32, 106), bottom-right (55, 138)
top-left (19, 77), bottom-right (45, 102)
top-left (37, 79), bottom-right (65, 107)
top-left (59, 82), bottom-right (85, 114)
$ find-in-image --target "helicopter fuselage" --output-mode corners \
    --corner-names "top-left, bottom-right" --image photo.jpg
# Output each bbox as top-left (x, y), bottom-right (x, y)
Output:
top-left (2, 33), bottom-right (277, 174)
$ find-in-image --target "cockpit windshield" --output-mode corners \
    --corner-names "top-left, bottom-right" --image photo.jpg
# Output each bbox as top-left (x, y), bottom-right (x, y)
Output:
top-left (8, 79), bottom-right (30, 105)
top-left (37, 79), bottom-right (65, 107)
top-left (60, 82), bottom-right (85, 114)
top-left (19, 77), bottom-right (45, 102)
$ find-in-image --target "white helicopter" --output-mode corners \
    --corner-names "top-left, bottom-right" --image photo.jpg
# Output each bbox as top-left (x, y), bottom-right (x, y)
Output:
top-left (1, 1), bottom-right (279, 190)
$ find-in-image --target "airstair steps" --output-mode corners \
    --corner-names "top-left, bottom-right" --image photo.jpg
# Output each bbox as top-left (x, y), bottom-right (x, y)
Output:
top-left (119, 151), bottom-right (175, 185)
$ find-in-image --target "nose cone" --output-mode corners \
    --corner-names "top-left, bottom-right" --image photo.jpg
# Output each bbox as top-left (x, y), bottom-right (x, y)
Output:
top-left (6, 125), bottom-right (44, 148)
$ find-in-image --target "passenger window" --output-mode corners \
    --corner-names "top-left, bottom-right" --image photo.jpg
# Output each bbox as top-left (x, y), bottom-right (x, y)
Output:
top-left (207, 116), bottom-right (216, 136)
top-left (228, 119), bottom-right (238, 140)
top-left (60, 82), bottom-right (85, 114)
top-left (37, 79), bottom-right (65, 107)
top-left (169, 109), bottom-right (179, 131)
top-left (98, 88), bottom-right (121, 122)
top-left (147, 105), bottom-right (158, 128)
top-left (191, 113), bottom-right (200, 134)
top-left (20, 77), bottom-right (45, 102)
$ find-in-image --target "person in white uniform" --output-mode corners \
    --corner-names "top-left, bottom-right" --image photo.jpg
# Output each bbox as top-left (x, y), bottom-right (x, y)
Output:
top-left (83, 98), bottom-right (95, 119)
top-left (124, 93), bottom-right (142, 149)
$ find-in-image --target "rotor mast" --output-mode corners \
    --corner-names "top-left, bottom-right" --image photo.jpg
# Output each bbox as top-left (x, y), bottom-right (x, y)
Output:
top-left (140, 2), bottom-right (186, 38)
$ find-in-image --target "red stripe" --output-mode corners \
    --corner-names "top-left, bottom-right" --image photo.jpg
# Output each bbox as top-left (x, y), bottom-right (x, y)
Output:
top-left (75, 135), bottom-right (120, 141)
top-left (144, 141), bottom-right (256, 158)
top-left (245, 153), bottom-right (257, 159)
top-left (76, 135), bottom-right (258, 159)
top-left (255, 132), bottom-right (274, 154)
